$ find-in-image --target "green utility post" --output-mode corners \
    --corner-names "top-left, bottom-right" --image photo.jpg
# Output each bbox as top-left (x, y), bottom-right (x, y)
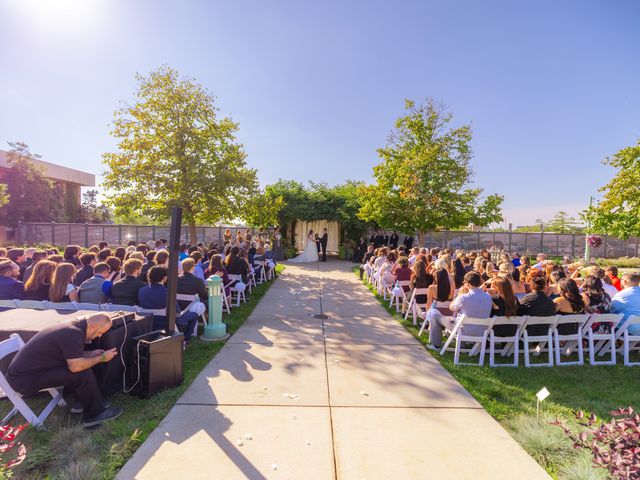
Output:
top-left (204, 275), bottom-right (229, 341)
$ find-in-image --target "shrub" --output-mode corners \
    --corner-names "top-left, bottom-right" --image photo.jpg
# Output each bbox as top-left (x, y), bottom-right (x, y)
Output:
top-left (553, 407), bottom-right (640, 479)
top-left (506, 414), bottom-right (574, 470)
top-left (595, 257), bottom-right (640, 269)
top-left (558, 451), bottom-right (607, 480)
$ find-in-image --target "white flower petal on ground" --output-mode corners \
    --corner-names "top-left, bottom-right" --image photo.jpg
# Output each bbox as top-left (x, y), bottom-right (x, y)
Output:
top-left (272, 464), bottom-right (278, 471)
top-left (236, 439), bottom-right (244, 447)
top-left (244, 434), bottom-right (253, 440)
top-left (360, 390), bottom-right (369, 396)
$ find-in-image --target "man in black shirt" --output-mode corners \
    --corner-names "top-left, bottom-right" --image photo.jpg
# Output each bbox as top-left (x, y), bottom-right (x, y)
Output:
top-left (73, 252), bottom-right (97, 287)
top-left (518, 276), bottom-right (556, 335)
top-left (6, 313), bottom-right (122, 427)
top-left (389, 231), bottom-right (399, 249)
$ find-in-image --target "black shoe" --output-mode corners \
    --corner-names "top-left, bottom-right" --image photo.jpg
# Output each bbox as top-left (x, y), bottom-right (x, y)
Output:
top-left (71, 401), bottom-right (111, 414)
top-left (82, 406), bottom-right (123, 427)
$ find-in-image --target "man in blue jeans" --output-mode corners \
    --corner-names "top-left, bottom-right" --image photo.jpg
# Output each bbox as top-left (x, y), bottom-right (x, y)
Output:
top-left (138, 265), bottom-right (199, 344)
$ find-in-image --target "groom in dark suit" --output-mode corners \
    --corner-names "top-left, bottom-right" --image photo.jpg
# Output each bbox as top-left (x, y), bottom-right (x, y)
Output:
top-left (320, 228), bottom-right (328, 262)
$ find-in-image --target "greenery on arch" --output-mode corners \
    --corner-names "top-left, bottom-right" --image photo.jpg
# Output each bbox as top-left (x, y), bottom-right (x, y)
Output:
top-left (264, 179), bottom-right (373, 246)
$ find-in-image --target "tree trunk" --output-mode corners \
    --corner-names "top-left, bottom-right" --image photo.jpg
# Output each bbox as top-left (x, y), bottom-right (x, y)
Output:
top-left (189, 222), bottom-right (197, 245)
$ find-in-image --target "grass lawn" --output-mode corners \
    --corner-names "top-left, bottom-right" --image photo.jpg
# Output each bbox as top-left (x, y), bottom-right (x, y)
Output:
top-left (354, 267), bottom-right (640, 479)
top-left (1, 265), bottom-right (284, 480)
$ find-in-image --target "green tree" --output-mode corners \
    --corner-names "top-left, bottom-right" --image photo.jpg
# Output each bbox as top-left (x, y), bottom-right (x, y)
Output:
top-left (583, 140), bottom-right (640, 238)
top-left (0, 141), bottom-right (64, 226)
top-left (0, 184), bottom-right (8, 208)
top-left (545, 211), bottom-right (582, 233)
top-left (358, 99), bottom-right (503, 243)
top-left (102, 65), bottom-right (258, 242)
top-left (76, 189), bottom-right (112, 224)
top-left (242, 190), bottom-right (284, 228)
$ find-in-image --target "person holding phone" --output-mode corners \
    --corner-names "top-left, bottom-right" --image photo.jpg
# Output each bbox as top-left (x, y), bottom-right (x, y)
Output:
top-left (6, 313), bottom-right (123, 427)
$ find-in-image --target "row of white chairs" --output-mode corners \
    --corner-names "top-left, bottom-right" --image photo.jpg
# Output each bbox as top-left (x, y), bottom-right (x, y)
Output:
top-left (434, 313), bottom-right (640, 367)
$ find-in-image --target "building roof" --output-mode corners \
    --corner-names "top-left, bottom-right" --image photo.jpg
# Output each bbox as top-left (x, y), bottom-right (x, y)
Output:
top-left (0, 150), bottom-right (95, 186)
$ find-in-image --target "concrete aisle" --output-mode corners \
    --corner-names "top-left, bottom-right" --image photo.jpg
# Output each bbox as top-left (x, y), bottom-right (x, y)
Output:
top-left (117, 261), bottom-right (550, 480)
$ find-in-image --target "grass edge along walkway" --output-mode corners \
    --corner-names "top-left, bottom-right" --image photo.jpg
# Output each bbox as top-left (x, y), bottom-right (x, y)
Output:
top-left (353, 267), bottom-right (639, 480)
top-left (6, 265), bottom-right (285, 480)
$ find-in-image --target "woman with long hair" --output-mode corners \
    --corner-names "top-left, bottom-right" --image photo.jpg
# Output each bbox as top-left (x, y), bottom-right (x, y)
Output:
top-left (426, 267), bottom-right (454, 308)
top-left (453, 257), bottom-right (466, 289)
top-left (581, 275), bottom-right (612, 314)
top-left (49, 262), bottom-right (78, 302)
top-left (490, 276), bottom-right (520, 337)
top-left (24, 260), bottom-right (56, 300)
top-left (554, 277), bottom-right (586, 335)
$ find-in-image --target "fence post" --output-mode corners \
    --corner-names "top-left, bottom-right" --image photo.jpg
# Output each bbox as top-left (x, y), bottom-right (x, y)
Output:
top-left (84, 223), bottom-right (89, 247)
top-left (443, 230), bottom-right (448, 249)
top-left (604, 235), bottom-right (608, 258)
top-left (540, 231), bottom-right (544, 254)
top-left (636, 237), bottom-right (639, 258)
top-left (135, 226), bottom-right (139, 244)
top-left (51, 222), bottom-right (55, 246)
top-left (572, 234), bottom-right (576, 259)
top-left (118, 225), bottom-right (122, 245)
top-left (68, 223), bottom-right (72, 246)
top-left (152, 225), bottom-right (156, 240)
top-left (524, 233), bottom-right (528, 254)
top-left (476, 231), bottom-right (480, 250)
top-left (508, 225), bottom-right (512, 253)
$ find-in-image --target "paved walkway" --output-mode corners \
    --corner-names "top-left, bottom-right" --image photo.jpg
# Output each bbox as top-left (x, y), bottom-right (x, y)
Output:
top-left (118, 260), bottom-right (549, 479)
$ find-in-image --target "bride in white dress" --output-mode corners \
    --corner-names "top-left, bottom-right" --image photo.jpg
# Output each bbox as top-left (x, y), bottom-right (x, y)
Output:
top-left (289, 230), bottom-right (319, 263)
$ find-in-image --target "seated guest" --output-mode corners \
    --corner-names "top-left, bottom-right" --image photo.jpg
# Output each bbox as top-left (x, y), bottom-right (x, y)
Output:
top-left (177, 258), bottom-right (208, 308)
top-left (226, 246), bottom-right (249, 283)
top-left (110, 259), bottom-right (145, 306)
top-left (139, 251), bottom-right (156, 283)
top-left (22, 250), bottom-right (48, 283)
top-left (453, 257), bottom-right (466, 289)
top-left (7, 249), bottom-right (27, 281)
top-left (190, 251), bottom-right (206, 281)
top-left (0, 260), bottom-right (25, 300)
top-left (154, 250), bottom-right (169, 267)
top-left (532, 253), bottom-right (547, 270)
top-left (581, 275), bottom-right (611, 314)
top-left (490, 276), bottom-right (520, 337)
top-left (518, 275), bottom-right (557, 336)
top-left (97, 249), bottom-right (111, 262)
top-left (612, 272), bottom-right (640, 334)
top-left (73, 252), bottom-right (97, 287)
top-left (114, 247), bottom-right (126, 262)
top-left (359, 245), bottom-right (375, 280)
top-left (391, 256), bottom-right (412, 290)
top-left (138, 266), bottom-right (198, 343)
top-left (6, 312), bottom-right (122, 427)
top-left (50, 262), bottom-right (79, 303)
top-left (426, 268), bottom-right (454, 308)
top-left (606, 266), bottom-right (622, 291)
top-left (553, 278), bottom-right (586, 334)
top-left (207, 254), bottom-right (232, 299)
top-left (24, 260), bottom-right (56, 301)
top-left (429, 271), bottom-right (492, 348)
top-left (591, 267), bottom-right (619, 300)
top-left (78, 262), bottom-right (111, 304)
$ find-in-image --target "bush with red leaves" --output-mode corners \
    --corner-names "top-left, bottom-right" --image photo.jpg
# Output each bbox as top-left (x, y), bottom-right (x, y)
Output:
top-left (0, 423), bottom-right (27, 471)
top-left (552, 407), bottom-right (640, 479)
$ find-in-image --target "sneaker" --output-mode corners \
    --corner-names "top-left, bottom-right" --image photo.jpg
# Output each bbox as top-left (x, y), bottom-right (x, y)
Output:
top-left (71, 402), bottom-right (111, 414)
top-left (426, 344), bottom-right (440, 351)
top-left (82, 406), bottom-right (123, 427)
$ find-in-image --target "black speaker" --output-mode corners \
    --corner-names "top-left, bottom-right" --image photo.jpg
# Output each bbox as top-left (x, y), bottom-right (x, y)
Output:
top-left (129, 330), bottom-right (184, 398)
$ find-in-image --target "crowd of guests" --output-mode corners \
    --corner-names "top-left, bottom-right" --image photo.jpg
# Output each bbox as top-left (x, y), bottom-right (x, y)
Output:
top-left (361, 246), bottom-right (640, 349)
top-left (0, 231), bottom-right (278, 344)
top-left (0, 232), bottom-right (278, 429)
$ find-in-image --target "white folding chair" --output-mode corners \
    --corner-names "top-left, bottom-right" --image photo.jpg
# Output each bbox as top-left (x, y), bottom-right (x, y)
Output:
top-left (227, 274), bottom-right (246, 306)
top-left (71, 302), bottom-right (101, 311)
top-left (404, 288), bottom-right (429, 324)
top-left (0, 300), bottom-right (17, 309)
top-left (489, 316), bottom-right (525, 367)
top-left (389, 280), bottom-right (410, 313)
top-left (522, 315), bottom-right (559, 367)
top-left (615, 315), bottom-right (640, 366)
top-left (553, 314), bottom-right (589, 366)
top-left (452, 316), bottom-right (493, 366)
top-left (42, 301), bottom-right (77, 311)
top-left (176, 293), bottom-right (205, 338)
top-left (0, 334), bottom-right (67, 428)
top-left (15, 300), bottom-right (47, 310)
top-left (583, 313), bottom-right (622, 365)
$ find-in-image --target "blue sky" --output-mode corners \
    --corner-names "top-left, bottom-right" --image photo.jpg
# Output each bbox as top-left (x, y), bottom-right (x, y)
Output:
top-left (1, 0), bottom-right (639, 225)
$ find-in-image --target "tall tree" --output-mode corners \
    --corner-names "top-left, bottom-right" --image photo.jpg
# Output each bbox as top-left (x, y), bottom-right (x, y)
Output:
top-left (358, 99), bottom-right (503, 242)
top-left (0, 141), bottom-right (64, 226)
top-left (583, 140), bottom-right (640, 238)
top-left (76, 189), bottom-right (112, 224)
top-left (545, 211), bottom-right (582, 233)
top-left (102, 65), bottom-right (258, 242)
